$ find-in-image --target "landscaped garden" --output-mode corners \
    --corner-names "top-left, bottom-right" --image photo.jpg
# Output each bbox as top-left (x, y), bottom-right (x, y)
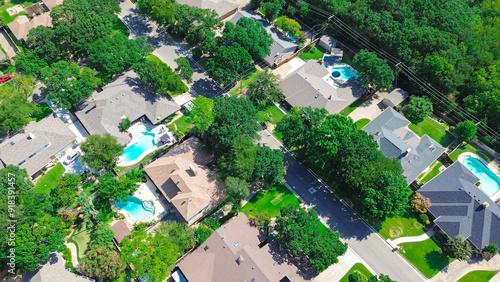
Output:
top-left (354, 118), bottom-right (370, 129)
top-left (258, 105), bottom-right (286, 125)
top-left (408, 117), bottom-right (455, 147)
top-left (399, 237), bottom-right (452, 278)
top-left (340, 98), bottom-right (365, 117)
top-left (33, 162), bottom-right (65, 194)
top-left (67, 221), bottom-right (94, 261)
top-left (339, 263), bottom-right (374, 282)
top-left (457, 270), bottom-right (499, 282)
top-left (298, 45), bottom-right (328, 61)
top-left (241, 184), bottom-right (300, 218)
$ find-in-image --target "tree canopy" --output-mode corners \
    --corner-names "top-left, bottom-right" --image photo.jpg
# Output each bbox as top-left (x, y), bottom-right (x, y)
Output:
top-left (217, 136), bottom-right (257, 182)
top-left (403, 96), bottom-right (433, 124)
top-left (247, 69), bottom-right (283, 109)
top-left (445, 235), bottom-right (472, 261)
top-left (0, 95), bottom-right (39, 133)
top-left (206, 43), bottom-right (253, 86)
top-left (80, 134), bottom-right (124, 171)
top-left (133, 58), bottom-right (188, 95)
top-left (82, 246), bottom-right (125, 280)
top-left (222, 17), bottom-right (273, 60)
top-left (189, 95), bottom-right (214, 132)
top-left (454, 120), bottom-right (477, 142)
top-left (168, 4), bottom-right (222, 45)
top-left (253, 146), bottom-right (284, 185)
top-left (50, 174), bottom-right (81, 209)
top-left (225, 176), bottom-right (250, 209)
top-left (351, 49), bottom-right (395, 91)
top-left (174, 57), bottom-right (193, 83)
top-left (275, 16), bottom-right (301, 38)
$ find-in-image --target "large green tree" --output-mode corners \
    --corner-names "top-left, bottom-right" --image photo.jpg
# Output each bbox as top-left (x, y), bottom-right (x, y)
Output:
top-left (351, 49), bottom-right (395, 91)
top-left (137, 0), bottom-right (176, 26)
top-left (169, 4), bottom-right (222, 45)
top-left (189, 95), bottom-right (214, 132)
top-left (50, 174), bottom-right (81, 209)
top-left (275, 205), bottom-right (348, 273)
top-left (253, 146), bottom-right (284, 185)
top-left (95, 172), bottom-right (139, 201)
top-left (222, 17), bottom-right (273, 60)
top-left (0, 95), bottom-right (39, 133)
top-left (204, 96), bottom-right (260, 156)
top-left (217, 137), bottom-right (258, 182)
top-left (247, 68), bottom-right (283, 109)
top-left (445, 235), bottom-right (472, 261)
top-left (80, 134), bottom-right (124, 171)
top-left (225, 176), bottom-right (250, 209)
top-left (454, 120), bottom-right (477, 142)
top-left (82, 246), bottom-right (125, 280)
top-left (403, 96), bottom-right (433, 124)
top-left (156, 221), bottom-right (197, 253)
top-left (206, 43), bottom-right (253, 86)
top-left (275, 16), bottom-right (301, 38)
top-left (174, 57), bottom-right (193, 83)
top-left (261, 0), bottom-right (284, 22)
top-left (133, 59), bottom-right (188, 95)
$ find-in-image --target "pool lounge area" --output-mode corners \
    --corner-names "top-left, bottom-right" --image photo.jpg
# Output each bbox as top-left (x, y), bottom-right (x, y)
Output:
top-left (459, 153), bottom-right (500, 201)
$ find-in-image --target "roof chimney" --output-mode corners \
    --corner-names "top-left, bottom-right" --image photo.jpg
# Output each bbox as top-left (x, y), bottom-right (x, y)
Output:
top-left (483, 202), bottom-right (490, 208)
top-left (92, 98), bottom-right (98, 107)
top-left (403, 148), bottom-right (411, 157)
top-left (189, 164), bottom-right (198, 176)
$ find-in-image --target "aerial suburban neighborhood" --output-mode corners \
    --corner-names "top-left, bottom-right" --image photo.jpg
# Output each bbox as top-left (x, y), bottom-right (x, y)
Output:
top-left (0, 0), bottom-right (500, 281)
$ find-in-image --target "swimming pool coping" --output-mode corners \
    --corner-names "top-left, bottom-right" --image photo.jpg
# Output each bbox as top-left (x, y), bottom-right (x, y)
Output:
top-left (458, 152), bottom-right (500, 201)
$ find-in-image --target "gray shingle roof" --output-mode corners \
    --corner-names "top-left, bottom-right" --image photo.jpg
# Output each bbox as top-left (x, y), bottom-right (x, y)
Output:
top-left (382, 88), bottom-right (409, 107)
top-left (362, 108), bottom-right (445, 184)
top-left (0, 115), bottom-right (76, 177)
top-left (176, 0), bottom-right (238, 19)
top-left (229, 10), bottom-right (297, 66)
top-left (75, 70), bottom-right (180, 145)
top-left (418, 161), bottom-right (500, 250)
top-left (280, 60), bottom-right (365, 114)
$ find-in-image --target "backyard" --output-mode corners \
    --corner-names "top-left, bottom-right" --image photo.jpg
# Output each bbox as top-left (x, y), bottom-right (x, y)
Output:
top-left (298, 45), bottom-right (328, 61)
top-left (0, 0), bottom-right (39, 25)
top-left (457, 270), bottom-right (499, 282)
top-left (168, 114), bottom-right (193, 137)
top-left (339, 263), bottom-right (374, 282)
top-left (67, 221), bottom-right (94, 261)
top-left (241, 184), bottom-right (300, 218)
top-left (33, 162), bottom-right (65, 194)
top-left (258, 105), bottom-right (285, 125)
top-left (341, 98), bottom-right (365, 117)
top-left (399, 237), bottom-right (452, 278)
top-left (408, 117), bottom-right (455, 147)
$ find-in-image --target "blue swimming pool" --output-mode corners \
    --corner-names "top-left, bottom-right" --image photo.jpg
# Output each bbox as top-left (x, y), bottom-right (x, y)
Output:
top-left (463, 156), bottom-right (500, 197)
top-left (115, 196), bottom-right (155, 221)
top-left (121, 132), bottom-right (155, 163)
top-left (330, 67), bottom-right (359, 80)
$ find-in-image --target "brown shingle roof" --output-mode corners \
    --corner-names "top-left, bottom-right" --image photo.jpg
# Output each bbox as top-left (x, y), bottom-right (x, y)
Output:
top-left (7, 13), bottom-right (53, 41)
top-left (177, 213), bottom-right (317, 281)
top-left (41, 0), bottom-right (63, 11)
top-left (0, 115), bottom-right (76, 177)
top-left (144, 138), bottom-right (225, 224)
top-left (110, 220), bottom-right (131, 244)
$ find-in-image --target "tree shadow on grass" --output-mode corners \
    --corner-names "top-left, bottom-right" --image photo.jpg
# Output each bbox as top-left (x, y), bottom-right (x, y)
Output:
top-left (425, 250), bottom-right (451, 273)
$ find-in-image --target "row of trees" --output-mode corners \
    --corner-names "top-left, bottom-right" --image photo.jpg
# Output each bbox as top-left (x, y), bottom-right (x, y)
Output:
top-left (276, 107), bottom-right (410, 220)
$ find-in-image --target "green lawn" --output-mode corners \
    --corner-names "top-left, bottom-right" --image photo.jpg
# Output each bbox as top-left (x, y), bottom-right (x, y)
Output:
top-left (67, 221), bottom-right (94, 261)
top-left (273, 129), bottom-right (284, 143)
top-left (339, 263), bottom-right (374, 282)
top-left (229, 69), bottom-right (261, 96)
top-left (340, 99), bottom-right (365, 117)
top-left (298, 45), bottom-right (328, 61)
top-left (32, 102), bottom-right (53, 122)
top-left (399, 237), bottom-right (452, 278)
top-left (33, 162), bottom-right (65, 194)
top-left (146, 54), bottom-right (163, 64)
top-left (355, 118), bottom-right (370, 130)
top-left (258, 105), bottom-right (286, 125)
top-left (408, 117), bottom-right (455, 147)
top-left (168, 114), bottom-right (193, 137)
top-left (241, 184), bottom-right (300, 218)
top-left (419, 159), bottom-right (447, 184)
top-left (377, 212), bottom-right (426, 240)
top-left (457, 270), bottom-right (499, 282)
top-left (449, 143), bottom-right (494, 163)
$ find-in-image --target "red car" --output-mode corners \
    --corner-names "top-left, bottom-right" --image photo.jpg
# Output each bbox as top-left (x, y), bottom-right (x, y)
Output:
top-left (0, 73), bottom-right (13, 83)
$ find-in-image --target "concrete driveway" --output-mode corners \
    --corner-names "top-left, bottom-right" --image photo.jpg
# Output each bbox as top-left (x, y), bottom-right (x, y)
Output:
top-left (348, 90), bottom-right (390, 122)
top-left (256, 129), bottom-right (426, 282)
top-left (118, 0), bottom-right (225, 100)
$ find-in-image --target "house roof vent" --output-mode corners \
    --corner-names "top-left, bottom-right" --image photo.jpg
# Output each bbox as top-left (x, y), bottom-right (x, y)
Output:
top-left (204, 245), bottom-right (210, 251)
top-left (189, 164), bottom-right (198, 176)
top-left (236, 255), bottom-right (245, 265)
top-left (483, 202), bottom-right (490, 208)
top-left (28, 133), bottom-right (35, 139)
top-left (10, 141), bottom-right (15, 145)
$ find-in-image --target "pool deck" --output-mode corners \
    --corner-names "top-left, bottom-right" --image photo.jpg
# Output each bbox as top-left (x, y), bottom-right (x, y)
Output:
top-left (458, 152), bottom-right (500, 202)
top-left (117, 120), bottom-right (175, 167)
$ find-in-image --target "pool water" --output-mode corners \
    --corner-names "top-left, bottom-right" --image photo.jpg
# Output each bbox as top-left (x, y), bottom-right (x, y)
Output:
top-left (330, 67), bottom-right (359, 80)
top-left (115, 196), bottom-right (155, 221)
top-left (121, 132), bottom-right (155, 163)
top-left (463, 156), bottom-right (500, 197)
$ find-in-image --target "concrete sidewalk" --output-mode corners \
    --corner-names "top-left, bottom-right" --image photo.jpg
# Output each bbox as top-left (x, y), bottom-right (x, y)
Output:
top-left (388, 227), bottom-right (438, 248)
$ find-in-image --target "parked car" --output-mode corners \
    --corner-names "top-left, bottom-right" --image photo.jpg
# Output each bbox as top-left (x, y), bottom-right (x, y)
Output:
top-left (64, 151), bottom-right (80, 165)
top-left (0, 73), bottom-right (13, 83)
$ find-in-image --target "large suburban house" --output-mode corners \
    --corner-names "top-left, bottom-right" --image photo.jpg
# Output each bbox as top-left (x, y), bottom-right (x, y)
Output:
top-left (280, 60), bottom-right (365, 114)
top-left (7, 0), bottom-right (63, 41)
top-left (363, 107), bottom-right (445, 185)
top-left (174, 212), bottom-right (316, 282)
top-left (175, 0), bottom-right (239, 20)
top-left (418, 161), bottom-right (500, 250)
top-left (144, 137), bottom-right (226, 225)
top-left (75, 70), bottom-right (180, 146)
top-left (229, 10), bottom-right (298, 67)
top-left (0, 115), bottom-right (77, 179)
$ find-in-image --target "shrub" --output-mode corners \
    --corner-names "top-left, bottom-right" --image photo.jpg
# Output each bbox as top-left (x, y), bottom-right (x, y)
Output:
top-left (192, 47), bottom-right (202, 60)
top-left (483, 243), bottom-right (498, 259)
top-left (410, 193), bottom-right (431, 213)
top-left (195, 225), bottom-right (214, 244)
top-left (120, 117), bottom-right (131, 131)
top-left (350, 270), bottom-right (368, 282)
top-left (203, 218), bottom-right (221, 230)
top-left (419, 213), bottom-right (430, 225)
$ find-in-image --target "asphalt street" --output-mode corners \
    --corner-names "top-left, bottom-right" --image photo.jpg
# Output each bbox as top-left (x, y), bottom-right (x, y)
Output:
top-left (118, 0), bottom-right (225, 99)
top-left (257, 130), bottom-right (426, 282)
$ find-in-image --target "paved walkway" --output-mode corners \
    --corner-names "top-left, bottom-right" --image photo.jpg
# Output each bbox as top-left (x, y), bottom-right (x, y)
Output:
top-left (432, 254), bottom-right (500, 282)
top-left (64, 242), bottom-right (79, 267)
top-left (348, 90), bottom-right (390, 122)
top-left (387, 227), bottom-right (438, 248)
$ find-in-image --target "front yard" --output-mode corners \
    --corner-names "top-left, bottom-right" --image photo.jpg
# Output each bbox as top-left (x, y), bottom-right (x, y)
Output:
top-left (457, 270), bottom-right (499, 282)
top-left (33, 162), bottom-right (65, 194)
top-left (258, 105), bottom-right (285, 125)
top-left (377, 213), bottom-right (426, 240)
top-left (241, 184), bottom-right (300, 218)
top-left (228, 68), bottom-right (261, 96)
top-left (399, 237), bottom-right (452, 278)
top-left (408, 117), bottom-right (455, 147)
top-left (339, 263), bottom-right (374, 282)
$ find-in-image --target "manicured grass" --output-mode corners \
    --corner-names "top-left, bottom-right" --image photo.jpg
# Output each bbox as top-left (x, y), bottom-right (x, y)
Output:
top-left (339, 263), bottom-right (374, 282)
top-left (241, 184), bottom-right (300, 218)
top-left (298, 45), bottom-right (328, 61)
top-left (168, 114), bottom-right (193, 137)
top-left (449, 143), bottom-right (494, 163)
top-left (340, 98), bottom-right (365, 117)
top-left (378, 212), bottom-right (426, 240)
top-left (32, 102), bottom-right (53, 122)
top-left (408, 117), bottom-right (455, 147)
top-left (258, 105), bottom-right (286, 125)
top-left (355, 118), bottom-right (370, 130)
top-left (67, 221), bottom-right (94, 261)
top-left (33, 162), bottom-right (65, 194)
top-left (273, 129), bottom-right (284, 143)
top-left (419, 159), bottom-right (447, 184)
top-left (229, 69), bottom-right (261, 96)
top-left (399, 237), bottom-right (452, 278)
top-left (146, 54), bottom-right (163, 64)
top-left (457, 270), bottom-right (499, 282)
